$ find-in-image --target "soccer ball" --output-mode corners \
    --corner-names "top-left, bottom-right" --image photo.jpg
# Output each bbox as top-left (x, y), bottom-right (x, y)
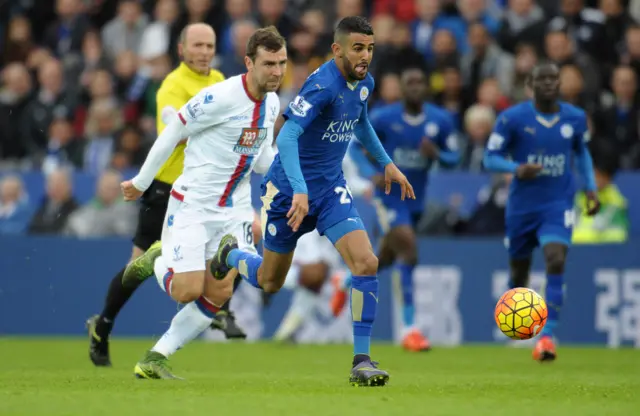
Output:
top-left (494, 287), bottom-right (548, 340)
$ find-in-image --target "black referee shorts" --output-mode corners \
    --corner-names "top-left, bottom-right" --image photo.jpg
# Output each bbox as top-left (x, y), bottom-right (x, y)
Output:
top-left (132, 179), bottom-right (172, 251)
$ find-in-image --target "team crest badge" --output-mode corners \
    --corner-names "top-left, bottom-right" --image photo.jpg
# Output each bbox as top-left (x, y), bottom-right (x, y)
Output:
top-left (360, 86), bottom-right (369, 101)
top-left (268, 223), bottom-right (277, 236)
top-left (560, 124), bottom-right (573, 139)
top-left (425, 122), bottom-right (439, 137)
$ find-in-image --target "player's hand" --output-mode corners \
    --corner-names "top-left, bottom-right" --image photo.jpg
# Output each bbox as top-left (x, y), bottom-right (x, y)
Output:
top-left (420, 138), bottom-right (439, 160)
top-left (585, 191), bottom-right (601, 216)
top-left (121, 180), bottom-right (144, 201)
top-left (515, 163), bottom-right (543, 180)
top-left (384, 163), bottom-right (416, 201)
top-left (287, 193), bottom-right (309, 232)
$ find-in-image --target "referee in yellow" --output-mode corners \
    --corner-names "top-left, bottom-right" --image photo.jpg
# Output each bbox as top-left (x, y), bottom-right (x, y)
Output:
top-left (87, 23), bottom-right (244, 367)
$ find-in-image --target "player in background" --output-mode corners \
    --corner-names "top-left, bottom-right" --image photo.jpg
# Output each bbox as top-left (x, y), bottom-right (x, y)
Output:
top-left (86, 23), bottom-right (247, 367)
top-left (332, 66), bottom-right (460, 352)
top-left (119, 27), bottom-right (287, 379)
top-left (273, 154), bottom-right (373, 342)
top-left (209, 17), bottom-right (415, 387)
top-left (483, 62), bottom-right (600, 362)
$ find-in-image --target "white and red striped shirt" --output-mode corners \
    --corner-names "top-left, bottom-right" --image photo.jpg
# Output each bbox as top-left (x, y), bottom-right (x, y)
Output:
top-left (132, 74), bottom-right (278, 210)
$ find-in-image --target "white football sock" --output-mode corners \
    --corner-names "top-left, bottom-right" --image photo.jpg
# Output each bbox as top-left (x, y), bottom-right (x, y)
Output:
top-left (151, 301), bottom-right (213, 357)
top-left (274, 286), bottom-right (318, 341)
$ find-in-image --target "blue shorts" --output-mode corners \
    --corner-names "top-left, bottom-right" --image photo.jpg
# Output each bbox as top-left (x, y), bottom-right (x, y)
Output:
top-left (505, 208), bottom-right (574, 259)
top-left (261, 179), bottom-right (365, 253)
top-left (372, 195), bottom-right (421, 235)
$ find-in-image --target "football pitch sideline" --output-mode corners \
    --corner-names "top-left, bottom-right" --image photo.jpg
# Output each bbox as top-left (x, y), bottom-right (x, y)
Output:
top-left (0, 338), bottom-right (638, 416)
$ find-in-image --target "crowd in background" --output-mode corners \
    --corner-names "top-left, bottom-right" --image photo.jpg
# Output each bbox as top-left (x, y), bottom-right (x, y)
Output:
top-left (0, 0), bottom-right (633, 239)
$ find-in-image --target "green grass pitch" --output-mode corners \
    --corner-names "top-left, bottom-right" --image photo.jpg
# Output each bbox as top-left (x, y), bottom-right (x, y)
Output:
top-left (0, 338), bottom-right (638, 416)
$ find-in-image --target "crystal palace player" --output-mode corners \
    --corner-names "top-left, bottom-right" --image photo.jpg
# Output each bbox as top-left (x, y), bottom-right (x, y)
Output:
top-left (210, 16), bottom-right (414, 386)
top-left (333, 66), bottom-right (460, 352)
top-left (483, 62), bottom-right (600, 362)
top-left (120, 27), bottom-right (286, 379)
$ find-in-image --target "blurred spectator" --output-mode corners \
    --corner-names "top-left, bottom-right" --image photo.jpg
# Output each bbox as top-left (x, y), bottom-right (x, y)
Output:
top-left (547, 0), bottom-right (611, 64)
top-left (43, 0), bottom-right (92, 57)
top-left (138, 0), bottom-right (179, 61)
top-left (255, 0), bottom-right (296, 40)
top-left (0, 175), bottom-right (31, 235)
top-left (496, 0), bottom-right (546, 54)
top-left (0, 63), bottom-right (33, 161)
top-left (101, 0), bottom-right (149, 61)
top-left (573, 162), bottom-right (629, 244)
top-left (433, 67), bottom-right (473, 130)
top-left (28, 168), bottom-right (78, 234)
top-left (20, 58), bottom-right (76, 160)
top-left (374, 0), bottom-right (417, 23)
top-left (2, 15), bottom-right (35, 66)
top-left (455, 173), bottom-right (512, 235)
top-left (558, 64), bottom-right (590, 108)
top-left (220, 20), bottom-right (258, 77)
top-left (544, 30), bottom-right (601, 98)
top-left (65, 170), bottom-right (137, 238)
top-left (592, 65), bottom-right (640, 168)
top-left (42, 116), bottom-right (84, 174)
top-left (220, 0), bottom-right (252, 55)
top-left (83, 98), bottom-right (123, 174)
top-left (115, 124), bottom-right (149, 167)
top-left (600, 0), bottom-right (637, 61)
top-left (510, 43), bottom-right (538, 102)
top-left (169, 0), bottom-right (224, 66)
top-left (461, 104), bottom-right (495, 171)
top-left (457, 0), bottom-right (500, 44)
top-left (411, 0), bottom-right (466, 61)
top-left (461, 22), bottom-right (515, 97)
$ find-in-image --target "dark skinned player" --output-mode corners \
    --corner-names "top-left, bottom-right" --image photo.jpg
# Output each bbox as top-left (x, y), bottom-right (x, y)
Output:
top-left (483, 62), bottom-right (600, 362)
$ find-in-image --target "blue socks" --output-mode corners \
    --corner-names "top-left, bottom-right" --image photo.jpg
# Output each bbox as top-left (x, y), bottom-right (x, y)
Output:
top-left (541, 273), bottom-right (563, 337)
top-left (227, 249), bottom-right (263, 289)
top-left (350, 275), bottom-right (378, 356)
top-left (397, 263), bottom-right (415, 328)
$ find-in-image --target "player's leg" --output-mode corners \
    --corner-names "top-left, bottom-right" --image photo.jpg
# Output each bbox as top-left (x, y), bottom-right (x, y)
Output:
top-left (274, 232), bottom-right (331, 342)
top-left (210, 182), bottom-right (313, 293)
top-left (386, 221), bottom-right (430, 352)
top-left (532, 211), bottom-right (572, 362)
top-left (87, 192), bottom-right (166, 367)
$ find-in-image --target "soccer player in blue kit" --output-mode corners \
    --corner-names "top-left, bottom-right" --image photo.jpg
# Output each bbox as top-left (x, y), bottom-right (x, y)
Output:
top-left (334, 66), bottom-right (460, 352)
top-left (483, 62), bottom-right (600, 362)
top-left (210, 16), bottom-right (415, 386)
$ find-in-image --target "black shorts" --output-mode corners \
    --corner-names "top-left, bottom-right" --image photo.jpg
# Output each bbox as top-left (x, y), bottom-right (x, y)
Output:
top-left (132, 179), bottom-right (172, 251)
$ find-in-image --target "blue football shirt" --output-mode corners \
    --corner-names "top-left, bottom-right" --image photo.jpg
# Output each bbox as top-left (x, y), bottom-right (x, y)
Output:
top-left (485, 100), bottom-right (591, 216)
top-left (266, 59), bottom-right (375, 200)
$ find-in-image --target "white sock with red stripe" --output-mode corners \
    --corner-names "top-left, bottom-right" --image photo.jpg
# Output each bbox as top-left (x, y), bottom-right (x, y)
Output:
top-left (151, 257), bottom-right (221, 357)
top-left (152, 298), bottom-right (218, 358)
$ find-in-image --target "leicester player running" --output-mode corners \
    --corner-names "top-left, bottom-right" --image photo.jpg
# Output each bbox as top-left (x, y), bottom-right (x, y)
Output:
top-left (333, 66), bottom-right (460, 352)
top-left (86, 23), bottom-right (246, 368)
top-left (210, 16), bottom-right (414, 387)
top-left (483, 62), bottom-right (600, 362)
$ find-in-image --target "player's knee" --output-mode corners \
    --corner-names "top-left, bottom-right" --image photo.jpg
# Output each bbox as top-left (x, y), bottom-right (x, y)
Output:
top-left (252, 219), bottom-right (262, 244)
top-left (170, 275), bottom-right (204, 303)
top-left (544, 249), bottom-right (566, 274)
top-left (351, 252), bottom-right (379, 276)
top-left (262, 280), bottom-right (283, 294)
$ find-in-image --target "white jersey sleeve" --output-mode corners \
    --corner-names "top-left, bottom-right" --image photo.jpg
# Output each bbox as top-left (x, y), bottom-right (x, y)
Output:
top-left (177, 86), bottom-right (227, 136)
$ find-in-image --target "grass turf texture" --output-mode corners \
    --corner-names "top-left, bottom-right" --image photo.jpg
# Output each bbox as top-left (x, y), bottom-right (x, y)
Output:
top-left (0, 338), bottom-right (638, 416)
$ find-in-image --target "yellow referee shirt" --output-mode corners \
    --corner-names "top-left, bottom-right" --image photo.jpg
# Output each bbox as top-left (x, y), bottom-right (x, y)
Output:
top-left (154, 63), bottom-right (225, 184)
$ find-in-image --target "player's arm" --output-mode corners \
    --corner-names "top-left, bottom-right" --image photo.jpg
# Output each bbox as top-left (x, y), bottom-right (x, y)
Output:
top-left (483, 114), bottom-right (519, 173)
top-left (354, 104), bottom-right (415, 199)
top-left (573, 114), bottom-right (600, 215)
top-left (433, 116), bottom-right (460, 168)
top-left (278, 86), bottom-right (335, 194)
top-left (127, 89), bottom-right (221, 195)
top-left (253, 143), bottom-right (275, 175)
top-left (348, 140), bottom-right (378, 179)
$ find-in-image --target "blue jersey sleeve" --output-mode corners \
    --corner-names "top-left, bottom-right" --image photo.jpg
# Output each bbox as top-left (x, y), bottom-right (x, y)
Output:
top-left (283, 83), bottom-right (334, 130)
top-left (572, 113), bottom-right (597, 192)
top-left (483, 113), bottom-right (520, 173)
top-left (434, 114), bottom-right (460, 167)
top-left (353, 104), bottom-right (393, 168)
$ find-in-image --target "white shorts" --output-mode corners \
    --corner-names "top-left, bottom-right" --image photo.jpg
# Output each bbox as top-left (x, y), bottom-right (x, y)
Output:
top-left (161, 195), bottom-right (256, 273)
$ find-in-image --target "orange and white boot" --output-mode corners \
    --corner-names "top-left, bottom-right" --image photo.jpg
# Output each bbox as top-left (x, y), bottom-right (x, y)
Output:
top-left (330, 273), bottom-right (348, 317)
top-left (402, 329), bottom-right (431, 352)
top-left (532, 335), bottom-right (557, 362)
